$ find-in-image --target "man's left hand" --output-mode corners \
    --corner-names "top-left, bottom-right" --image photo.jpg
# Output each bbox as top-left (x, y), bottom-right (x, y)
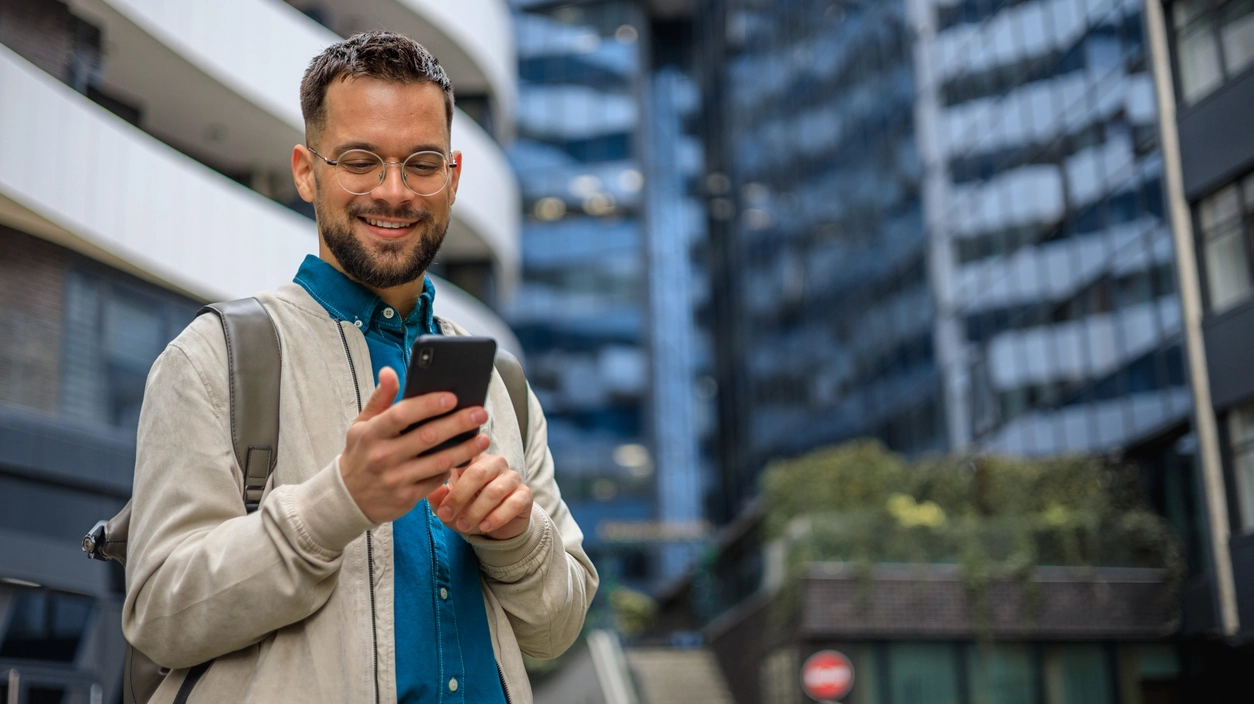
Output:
top-left (428, 454), bottom-right (533, 540)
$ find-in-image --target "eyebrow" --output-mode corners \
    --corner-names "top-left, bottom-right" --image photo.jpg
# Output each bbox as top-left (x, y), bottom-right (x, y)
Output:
top-left (330, 141), bottom-right (448, 156)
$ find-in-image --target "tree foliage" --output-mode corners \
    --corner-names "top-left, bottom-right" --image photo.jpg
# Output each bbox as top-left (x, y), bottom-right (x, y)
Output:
top-left (760, 439), bottom-right (1182, 578)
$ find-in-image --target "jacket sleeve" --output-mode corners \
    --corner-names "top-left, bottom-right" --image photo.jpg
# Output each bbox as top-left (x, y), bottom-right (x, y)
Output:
top-left (465, 386), bottom-right (599, 659)
top-left (122, 321), bottom-right (377, 669)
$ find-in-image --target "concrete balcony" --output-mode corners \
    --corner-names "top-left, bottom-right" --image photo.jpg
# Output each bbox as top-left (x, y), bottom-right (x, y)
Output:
top-left (64, 0), bottom-right (519, 295)
top-left (0, 44), bottom-right (521, 355)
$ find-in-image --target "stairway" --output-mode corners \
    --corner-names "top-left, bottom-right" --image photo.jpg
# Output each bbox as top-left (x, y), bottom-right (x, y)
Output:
top-left (624, 647), bottom-right (736, 704)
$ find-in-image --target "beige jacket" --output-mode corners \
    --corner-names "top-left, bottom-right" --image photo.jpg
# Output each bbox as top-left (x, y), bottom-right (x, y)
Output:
top-left (122, 283), bottom-right (597, 703)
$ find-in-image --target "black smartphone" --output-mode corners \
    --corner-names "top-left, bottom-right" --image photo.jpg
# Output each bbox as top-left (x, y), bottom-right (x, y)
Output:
top-left (402, 335), bottom-right (497, 455)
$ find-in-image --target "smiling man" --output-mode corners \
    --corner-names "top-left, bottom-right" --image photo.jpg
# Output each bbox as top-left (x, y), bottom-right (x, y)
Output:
top-left (121, 32), bottom-right (596, 704)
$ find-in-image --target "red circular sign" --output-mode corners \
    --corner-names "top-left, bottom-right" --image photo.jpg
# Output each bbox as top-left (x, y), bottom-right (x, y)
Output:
top-left (801, 650), bottom-right (854, 702)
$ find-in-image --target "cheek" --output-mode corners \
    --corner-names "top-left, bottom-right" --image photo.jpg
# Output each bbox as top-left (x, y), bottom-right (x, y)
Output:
top-left (315, 186), bottom-right (354, 220)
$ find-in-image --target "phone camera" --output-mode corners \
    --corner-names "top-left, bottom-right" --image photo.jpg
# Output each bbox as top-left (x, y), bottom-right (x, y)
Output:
top-left (417, 347), bottom-right (434, 368)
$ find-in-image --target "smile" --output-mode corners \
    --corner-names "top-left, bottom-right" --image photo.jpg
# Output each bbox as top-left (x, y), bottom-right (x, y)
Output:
top-left (361, 217), bottom-right (417, 230)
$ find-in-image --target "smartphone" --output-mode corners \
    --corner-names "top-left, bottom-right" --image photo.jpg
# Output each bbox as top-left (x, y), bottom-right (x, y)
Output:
top-left (402, 335), bottom-right (497, 455)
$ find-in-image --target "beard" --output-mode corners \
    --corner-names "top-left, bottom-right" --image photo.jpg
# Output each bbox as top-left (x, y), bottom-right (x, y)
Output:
top-left (315, 187), bottom-right (448, 290)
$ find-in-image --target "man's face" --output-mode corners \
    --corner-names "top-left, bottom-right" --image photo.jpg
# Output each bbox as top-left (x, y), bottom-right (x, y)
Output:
top-left (293, 77), bottom-right (461, 290)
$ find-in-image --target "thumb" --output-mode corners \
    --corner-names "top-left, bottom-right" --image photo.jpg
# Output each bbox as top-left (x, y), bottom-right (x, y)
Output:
top-left (357, 366), bottom-right (399, 422)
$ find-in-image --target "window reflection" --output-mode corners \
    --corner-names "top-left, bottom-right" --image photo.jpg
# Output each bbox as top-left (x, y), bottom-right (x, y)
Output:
top-left (0, 588), bottom-right (94, 663)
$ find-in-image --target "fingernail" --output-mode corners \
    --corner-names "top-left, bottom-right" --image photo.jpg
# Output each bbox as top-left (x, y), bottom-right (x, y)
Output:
top-left (457, 519), bottom-right (470, 531)
top-left (471, 409), bottom-right (488, 423)
top-left (439, 507), bottom-right (453, 520)
top-left (441, 395), bottom-right (455, 409)
top-left (477, 435), bottom-right (490, 448)
top-left (479, 521), bottom-right (491, 532)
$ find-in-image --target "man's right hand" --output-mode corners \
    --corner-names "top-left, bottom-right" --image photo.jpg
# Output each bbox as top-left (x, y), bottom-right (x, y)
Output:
top-left (339, 366), bottom-right (489, 523)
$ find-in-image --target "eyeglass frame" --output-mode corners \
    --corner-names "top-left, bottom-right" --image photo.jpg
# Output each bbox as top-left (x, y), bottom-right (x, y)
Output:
top-left (306, 145), bottom-right (459, 197)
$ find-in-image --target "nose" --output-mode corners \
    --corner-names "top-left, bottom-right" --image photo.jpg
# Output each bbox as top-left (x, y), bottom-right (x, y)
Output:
top-left (373, 161), bottom-right (412, 203)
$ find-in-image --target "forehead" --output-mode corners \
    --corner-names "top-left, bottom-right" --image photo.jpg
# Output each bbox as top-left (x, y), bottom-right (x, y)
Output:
top-left (321, 76), bottom-right (449, 153)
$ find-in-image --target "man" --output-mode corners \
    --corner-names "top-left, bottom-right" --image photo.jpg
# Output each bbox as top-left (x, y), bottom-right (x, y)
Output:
top-left (123, 31), bottom-right (596, 704)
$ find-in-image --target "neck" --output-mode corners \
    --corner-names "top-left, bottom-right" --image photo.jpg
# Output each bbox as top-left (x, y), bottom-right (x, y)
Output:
top-left (318, 245), bottom-right (424, 318)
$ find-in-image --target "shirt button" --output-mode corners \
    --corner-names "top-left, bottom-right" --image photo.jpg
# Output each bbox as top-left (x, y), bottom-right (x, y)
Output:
top-left (440, 587), bottom-right (448, 600)
top-left (354, 320), bottom-right (363, 328)
top-left (383, 307), bottom-right (395, 319)
top-left (448, 678), bottom-right (458, 692)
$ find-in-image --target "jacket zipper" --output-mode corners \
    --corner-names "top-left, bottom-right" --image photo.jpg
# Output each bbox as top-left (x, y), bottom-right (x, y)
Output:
top-left (497, 663), bottom-right (513, 704)
top-left (337, 321), bottom-right (379, 704)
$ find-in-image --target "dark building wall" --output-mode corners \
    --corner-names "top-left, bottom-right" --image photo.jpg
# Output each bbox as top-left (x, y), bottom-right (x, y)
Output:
top-left (1178, 67), bottom-right (1254, 200)
top-left (0, 0), bottom-right (76, 81)
top-left (0, 225), bottom-right (66, 414)
top-left (1163, 0), bottom-right (1254, 642)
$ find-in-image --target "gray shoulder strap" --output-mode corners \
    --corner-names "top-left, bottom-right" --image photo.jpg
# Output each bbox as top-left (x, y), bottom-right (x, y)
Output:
top-left (494, 349), bottom-right (530, 454)
top-left (197, 298), bottom-right (282, 513)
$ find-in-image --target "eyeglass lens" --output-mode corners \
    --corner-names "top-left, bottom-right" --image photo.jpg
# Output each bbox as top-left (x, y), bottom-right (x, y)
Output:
top-left (334, 150), bottom-right (450, 197)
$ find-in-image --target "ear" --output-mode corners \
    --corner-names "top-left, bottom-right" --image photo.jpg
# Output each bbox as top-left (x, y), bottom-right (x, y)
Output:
top-left (447, 149), bottom-right (463, 206)
top-left (292, 144), bottom-right (317, 204)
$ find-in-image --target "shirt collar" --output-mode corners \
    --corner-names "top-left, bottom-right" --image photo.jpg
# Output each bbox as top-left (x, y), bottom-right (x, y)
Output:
top-left (293, 254), bottom-right (437, 334)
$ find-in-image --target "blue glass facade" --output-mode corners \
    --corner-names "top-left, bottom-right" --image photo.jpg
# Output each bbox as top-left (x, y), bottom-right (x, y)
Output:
top-left (696, 0), bottom-right (939, 523)
top-left (508, 0), bottom-right (657, 588)
top-left (916, 0), bottom-right (1188, 455)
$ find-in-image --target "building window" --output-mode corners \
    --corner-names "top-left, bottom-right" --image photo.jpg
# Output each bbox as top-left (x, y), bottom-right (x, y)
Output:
top-left (1174, 0), bottom-right (1254, 105)
top-left (890, 644), bottom-right (960, 703)
top-left (0, 588), bottom-right (94, 663)
top-left (59, 266), bottom-right (199, 430)
top-left (1228, 403), bottom-right (1254, 533)
top-left (968, 644), bottom-right (1035, 704)
top-left (1221, 0), bottom-right (1254, 76)
top-left (1043, 644), bottom-right (1114, 704)
top-left (1198, 173), bottom-right (1254, 313)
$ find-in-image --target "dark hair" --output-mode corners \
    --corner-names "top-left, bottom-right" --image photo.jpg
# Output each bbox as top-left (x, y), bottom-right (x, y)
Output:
top-left (300, 31), bottom-right (455, 143)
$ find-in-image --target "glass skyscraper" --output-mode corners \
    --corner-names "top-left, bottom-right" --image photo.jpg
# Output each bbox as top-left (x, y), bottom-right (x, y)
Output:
top-left (508, 0), bottom-right (657, 588)
top-left (916, 0), bottom-right (1188, 456)
top-left (696, 0), bottom-right (939, 523)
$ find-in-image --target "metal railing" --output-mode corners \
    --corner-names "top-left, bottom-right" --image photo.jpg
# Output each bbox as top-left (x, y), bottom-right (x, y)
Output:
top-left (2, 665), bottom-right (102, 704)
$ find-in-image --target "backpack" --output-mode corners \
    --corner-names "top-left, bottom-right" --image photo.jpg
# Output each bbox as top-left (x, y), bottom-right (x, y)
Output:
top-left (82, 297), bottom-right (530, 704)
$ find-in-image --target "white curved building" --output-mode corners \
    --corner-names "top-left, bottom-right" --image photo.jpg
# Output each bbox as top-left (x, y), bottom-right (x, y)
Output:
top-left (0, 1), bottom-right (517, 699)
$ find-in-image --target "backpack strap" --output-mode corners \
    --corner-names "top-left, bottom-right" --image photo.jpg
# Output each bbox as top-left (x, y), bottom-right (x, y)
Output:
top-left (197, 298), bottom-right (282, 513)
top-left (493, 349), bottom-right (530, 454)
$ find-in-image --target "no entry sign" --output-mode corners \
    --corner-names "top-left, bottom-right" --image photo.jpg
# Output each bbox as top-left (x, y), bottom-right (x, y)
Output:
top-left (801, 650), bottom-right (854, 702)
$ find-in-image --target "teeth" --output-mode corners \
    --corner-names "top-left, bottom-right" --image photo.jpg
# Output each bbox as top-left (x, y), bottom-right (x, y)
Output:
top-left (364, 218), bottom-right (413, 229)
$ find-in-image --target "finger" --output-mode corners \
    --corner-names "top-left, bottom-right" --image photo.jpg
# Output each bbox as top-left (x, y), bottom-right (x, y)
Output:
top-left (456, 473), bottom-right (522, 533)
top-left (437, 455), bottom-right (506, 523)
top-left (372, 391), bottom-right (459, 438)
top-left (357, 367), bottom-right (400, 422)
top-left (425, 463), bottom-right (467, 511)
top-left (397, 471), bottom-right (452, 508)
top-left (398, 433), bottom-right (489, 487)
top-left (427, 483), bottom-right (451, 510)
top-left (479, 489), bottom-right (533, 534)
top-left (396, 406), bottom-right (487, 455)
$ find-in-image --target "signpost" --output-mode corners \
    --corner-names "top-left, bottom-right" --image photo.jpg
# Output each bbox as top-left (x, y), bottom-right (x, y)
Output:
top-left (801, 650), bottom-right (854, 702)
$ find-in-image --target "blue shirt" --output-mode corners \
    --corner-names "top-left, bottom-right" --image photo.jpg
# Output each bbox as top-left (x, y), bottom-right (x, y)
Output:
top-left (295, 255), bottom-right (506, 704)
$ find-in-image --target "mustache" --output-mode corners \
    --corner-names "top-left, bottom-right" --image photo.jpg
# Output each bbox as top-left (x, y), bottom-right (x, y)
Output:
top-left (346, 203), bottom-right (434, 223)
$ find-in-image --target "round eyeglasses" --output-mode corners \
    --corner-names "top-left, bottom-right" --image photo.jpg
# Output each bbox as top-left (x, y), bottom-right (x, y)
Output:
top-left (307, 147), bottom-right (457, 197)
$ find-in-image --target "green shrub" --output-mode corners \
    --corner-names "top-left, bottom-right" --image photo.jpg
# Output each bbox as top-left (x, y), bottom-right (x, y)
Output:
top-left (759, 440), bottom-right (1183, 627)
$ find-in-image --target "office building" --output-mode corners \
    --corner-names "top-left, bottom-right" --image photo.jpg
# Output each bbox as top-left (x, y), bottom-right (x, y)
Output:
top-left (694, 0), bottom-right (940, 525)
top-left (1142, 0), bottom-right (1254, 687)
top-left (655, 0), bottom-right (1232, 700)
top-left (507, 0), bottom-right (658, 589)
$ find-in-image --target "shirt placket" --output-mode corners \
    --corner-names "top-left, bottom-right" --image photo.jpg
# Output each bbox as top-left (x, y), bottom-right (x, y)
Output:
top-left (428, 511), bottom-right (465, 702)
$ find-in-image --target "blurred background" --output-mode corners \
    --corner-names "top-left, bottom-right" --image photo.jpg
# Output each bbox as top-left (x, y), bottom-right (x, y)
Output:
top-left (0, 0), bottom-right (1252, 701)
